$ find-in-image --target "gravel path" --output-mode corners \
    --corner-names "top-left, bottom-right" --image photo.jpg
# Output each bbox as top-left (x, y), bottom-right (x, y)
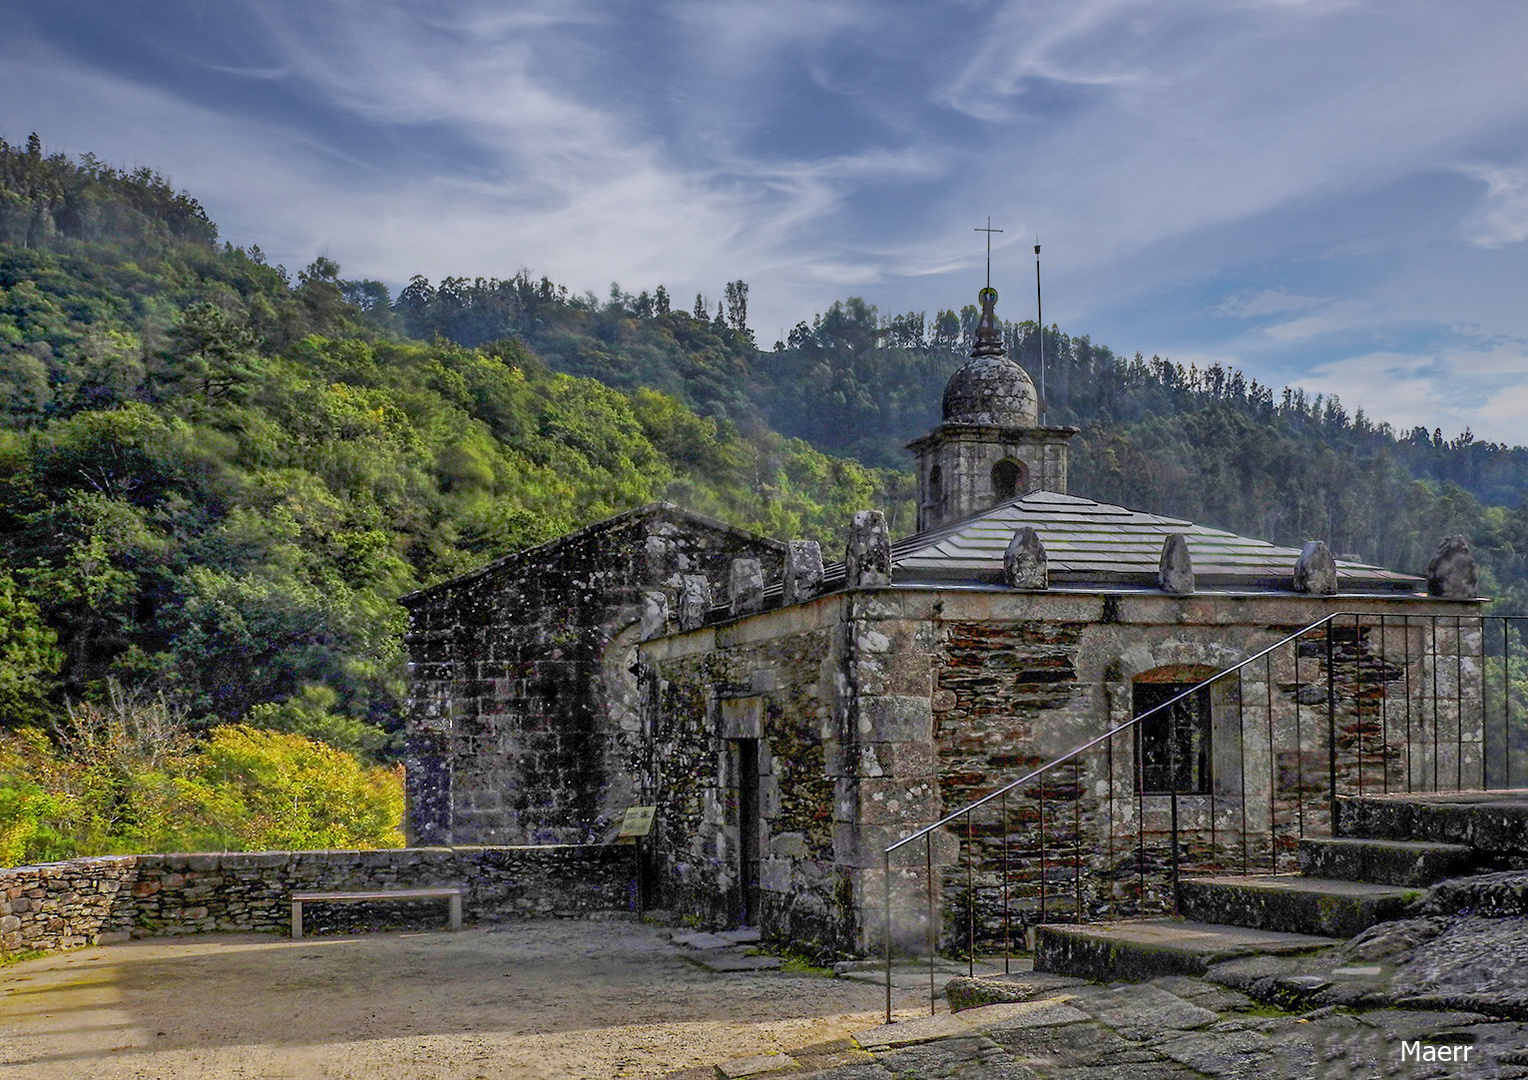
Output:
top-left (0, 919), bottom-right (900, 1079)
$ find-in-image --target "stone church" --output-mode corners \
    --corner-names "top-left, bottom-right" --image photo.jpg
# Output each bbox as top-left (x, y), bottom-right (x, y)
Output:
top-left (402, 286), bottom-right (1480, 954)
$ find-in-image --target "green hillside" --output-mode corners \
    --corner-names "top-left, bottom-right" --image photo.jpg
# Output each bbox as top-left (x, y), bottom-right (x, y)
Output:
top-left (2, 132), bottom-right (1525, 772)
top-left (0, 136), bottom-right (909, 862)
top-left (396, 276), bottom-right (1528, 615)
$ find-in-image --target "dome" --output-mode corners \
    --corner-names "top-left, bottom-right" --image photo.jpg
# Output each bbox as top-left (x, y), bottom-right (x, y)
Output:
top-left (940, 285), bottom-right (1039, 427)
top-left (942, 355), bottom-right (1039, 427)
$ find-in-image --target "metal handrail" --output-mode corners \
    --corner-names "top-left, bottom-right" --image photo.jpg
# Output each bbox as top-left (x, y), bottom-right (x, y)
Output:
top-left (884, 611), bottom-right (1353, 856)
top-left (880, 609), bottom-right (1513, 1023)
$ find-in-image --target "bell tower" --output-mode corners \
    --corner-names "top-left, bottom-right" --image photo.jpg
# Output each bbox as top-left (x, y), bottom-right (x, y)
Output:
top-left (907, 285), bottom-right (1077, 532)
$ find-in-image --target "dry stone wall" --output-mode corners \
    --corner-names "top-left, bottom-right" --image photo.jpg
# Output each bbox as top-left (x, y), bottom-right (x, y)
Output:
top-left (0, 856), bottom-right (138, 953)
top-left (1, 844), bottom-right (632, 955)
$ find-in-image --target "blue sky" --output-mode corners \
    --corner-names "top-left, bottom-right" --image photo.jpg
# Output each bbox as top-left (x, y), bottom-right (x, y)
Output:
top-left (4, 1), bottom-right (1528, 444)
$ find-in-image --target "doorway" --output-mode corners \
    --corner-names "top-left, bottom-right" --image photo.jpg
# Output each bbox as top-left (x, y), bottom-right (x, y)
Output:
top-left (735, 738), bottom-right (761, 926)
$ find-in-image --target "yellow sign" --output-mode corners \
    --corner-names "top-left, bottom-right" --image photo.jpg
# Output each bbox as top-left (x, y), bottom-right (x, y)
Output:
top-left (616, 805), bottom-right (656, 839)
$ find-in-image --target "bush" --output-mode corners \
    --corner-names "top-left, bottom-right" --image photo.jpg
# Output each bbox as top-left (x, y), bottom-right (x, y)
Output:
top-left (0, 691), bottom-right (404, 865)
top-left (193, 725), bottom-right (403, 850)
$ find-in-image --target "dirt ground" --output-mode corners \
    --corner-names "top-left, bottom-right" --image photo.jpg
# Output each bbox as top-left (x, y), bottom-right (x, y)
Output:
top-left (0, 918), bottom-right (908, 1079)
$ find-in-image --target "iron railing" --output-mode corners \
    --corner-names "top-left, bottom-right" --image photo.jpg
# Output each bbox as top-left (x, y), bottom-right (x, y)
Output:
top-left (882, 611), bottom-right (1528, 1021)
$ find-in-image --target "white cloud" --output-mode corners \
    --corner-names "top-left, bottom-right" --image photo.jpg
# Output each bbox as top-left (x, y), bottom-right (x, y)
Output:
top-left (1479, 381), bottom-right (1528, 429)
top-left (1459, 163), bottom-right (1528, 248)
top-left (1299, 345), bottom-right (1528, 443)
top-left (928, 0), bottom-right (1528, 293)
top-left (0, 9), bottom-right (953, 337)
top-left (1262, 300), bottom-right (1371, 341)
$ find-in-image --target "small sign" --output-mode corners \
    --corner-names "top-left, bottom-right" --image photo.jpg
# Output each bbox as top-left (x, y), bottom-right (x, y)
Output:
top-left (616, 805), bottom-right (656, 839)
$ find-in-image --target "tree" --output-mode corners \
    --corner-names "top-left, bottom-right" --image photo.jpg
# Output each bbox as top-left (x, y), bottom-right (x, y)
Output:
top-left (155, 302), bottom-right (262, 404)
top-left (0, 571), bottom-right (62, 727)
top-left (725, 280), bottom-right (749, 336)
top-left (342, 279), bottom-right (390, 312)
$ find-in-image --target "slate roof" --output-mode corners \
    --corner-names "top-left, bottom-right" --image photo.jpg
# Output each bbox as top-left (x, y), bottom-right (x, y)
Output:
top-left (857, 490), bottom-right (1422, 593)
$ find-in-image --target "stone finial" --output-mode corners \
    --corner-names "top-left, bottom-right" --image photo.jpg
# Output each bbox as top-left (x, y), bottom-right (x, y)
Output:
top-left (1428, 535), bottom-right (1478, 598)
top-left (783, 540), bottom-right (824, 605)
top-left (1157, 534), bottom-right (1195, 595)
top-left (677, 574), bottom-right (712, 631)
top-left (845, 510), bottom-right (891, 588)
top-left (1292, 541), bottom-right (1338, 595)
top-left (729, 558), bottom-right (765, 616)
top-left (640, 590), bottom-right (669, 639)
top-left (1003, 527), bottom-right (1047, 590)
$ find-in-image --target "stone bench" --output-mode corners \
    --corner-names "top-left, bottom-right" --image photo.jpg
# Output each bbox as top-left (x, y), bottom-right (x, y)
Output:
top-left (289, 887), bottom-right (464, 939)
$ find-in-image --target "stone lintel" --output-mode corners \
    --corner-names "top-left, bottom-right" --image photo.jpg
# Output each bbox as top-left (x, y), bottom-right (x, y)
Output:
top-left (720, 696), bottom-right (764, 740)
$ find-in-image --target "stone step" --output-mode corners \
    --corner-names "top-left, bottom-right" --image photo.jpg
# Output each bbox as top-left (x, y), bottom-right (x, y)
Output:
top-left (1334, 790), bottom-right (1528, 851)
top-left (1032, 918), bottom-right (1336, 982)
top-left (1177, 875), bottom-right (1420, 939)
top-left (1298, 836), bottom-right (1476, 886)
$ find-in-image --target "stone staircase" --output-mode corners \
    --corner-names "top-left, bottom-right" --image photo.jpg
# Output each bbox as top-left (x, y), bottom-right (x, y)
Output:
top-left (1033, 791), bottom-right (1528, 982)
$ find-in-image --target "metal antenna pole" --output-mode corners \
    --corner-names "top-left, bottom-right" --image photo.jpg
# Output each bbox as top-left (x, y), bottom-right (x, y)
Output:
top-left (1035, 237), bottom-right (1044, 422)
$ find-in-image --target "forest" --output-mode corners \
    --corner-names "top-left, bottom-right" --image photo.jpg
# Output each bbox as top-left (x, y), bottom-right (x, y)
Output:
top-left (1, 134), bottom-right (1524, 864)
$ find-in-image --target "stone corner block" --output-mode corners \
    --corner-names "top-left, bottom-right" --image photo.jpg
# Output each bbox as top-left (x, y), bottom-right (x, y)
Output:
top-left (1428, 535), bottom-right (1478, 598)
top-left (1292, 540), bottom-right (1338, 594)
top-left (1158, 533), bottom-right (1194, 595)
top-left (1003, 526), bottom-right (1047, 590)
top-left (859, 695), bottom-right (933, 742)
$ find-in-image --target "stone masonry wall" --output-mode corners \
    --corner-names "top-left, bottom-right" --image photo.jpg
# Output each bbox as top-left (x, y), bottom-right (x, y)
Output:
top-left (640, 590), bottom-right (960, 958)
top-left (403, 504), bottom-right (785, 846)
top-left (640, 599), bottom-right (849, 951)
top-left (0, 856), bottom-right (138, 953)
top-left (919, 594), bottom-right (1485, 952)
top-left (1, 845), bottom-right (632, 955)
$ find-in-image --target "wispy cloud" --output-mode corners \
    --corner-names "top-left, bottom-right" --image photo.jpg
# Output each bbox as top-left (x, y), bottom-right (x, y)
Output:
top-left (1291, 342), bottom-right (1528, 442)
top-left (1216, 289), bottom-right (1326, 318)
top-left (5, 1), bottom-right (1528, 442)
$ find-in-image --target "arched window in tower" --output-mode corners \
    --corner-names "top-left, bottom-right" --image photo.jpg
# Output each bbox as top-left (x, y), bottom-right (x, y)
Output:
top-left (991, 458), bottom-right (1025, 502)
top-left (928, 464), bottom-right (942, 505)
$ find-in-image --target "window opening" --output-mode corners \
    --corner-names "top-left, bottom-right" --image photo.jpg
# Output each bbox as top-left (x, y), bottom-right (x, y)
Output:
top-left (991, 459), bottom-right (1022, 501)
top-left (1134, 682), bottom-right (1211, 794)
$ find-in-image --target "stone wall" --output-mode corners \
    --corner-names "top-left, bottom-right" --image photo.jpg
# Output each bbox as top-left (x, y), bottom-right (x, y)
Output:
top-left (639, 596), bottom-right (852, 952)
top-left (402, 503), bottom-right (785, 846)
top-left (920, 593), bottom-right (1487, 951)
top-left (1, 844), bottom-right (633, 955)
top-left (0, 856), bottom-right (138, 953)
